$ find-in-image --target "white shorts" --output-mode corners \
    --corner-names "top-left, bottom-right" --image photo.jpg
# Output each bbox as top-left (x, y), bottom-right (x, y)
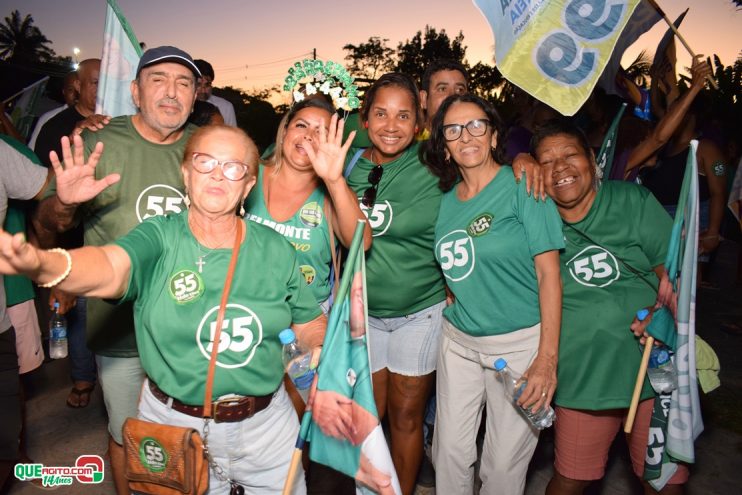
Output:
top-left (368, 300), bottom-right (445, 376)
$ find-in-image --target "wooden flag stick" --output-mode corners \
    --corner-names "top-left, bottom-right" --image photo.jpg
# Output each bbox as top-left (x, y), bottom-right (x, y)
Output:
top-left (282, 447), bottom-right (304, 495)
top-left (625, 336), bottom-right (655, 433)
top-left (647, 0), bottom-right (719, 89)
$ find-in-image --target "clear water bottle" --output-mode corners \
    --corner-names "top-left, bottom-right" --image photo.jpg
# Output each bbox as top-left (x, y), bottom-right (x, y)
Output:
top-left (279, 328), bottom-right (315, 403)
top-left (49, 302), bottom-right (68, 359)
top-left (493, 358), bottom-right (554, 430)
top-left (636, 309), bottom-right (677, 394)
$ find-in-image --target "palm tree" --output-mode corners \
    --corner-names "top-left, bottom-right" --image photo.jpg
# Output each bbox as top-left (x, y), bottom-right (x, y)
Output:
top-left (624, 50), bottom-right (652, 88)
top-left (0, 10), bottom-right (56, 64)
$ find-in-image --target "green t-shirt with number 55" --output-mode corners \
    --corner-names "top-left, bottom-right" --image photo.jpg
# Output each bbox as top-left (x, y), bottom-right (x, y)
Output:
top-left (44, 116), bottom-right (195, 357)
top-left (345, 143), bottom-right (446, 317)
top-left (115, 212), bottom-right (322, 404)
top-left (434, 166), bottom-right (564, 336)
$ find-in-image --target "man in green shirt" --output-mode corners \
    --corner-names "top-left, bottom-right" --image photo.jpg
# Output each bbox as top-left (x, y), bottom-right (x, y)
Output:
top-left (33, 46), bottom-right (200, 495)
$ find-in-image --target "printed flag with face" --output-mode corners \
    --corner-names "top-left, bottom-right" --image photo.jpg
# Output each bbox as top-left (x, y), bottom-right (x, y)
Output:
top-left (96, 0), bottom-right (143, 117)
top-left (301, 221), bottom-right (401, 494)
top-left (473, 0), bottom-right (647, 115)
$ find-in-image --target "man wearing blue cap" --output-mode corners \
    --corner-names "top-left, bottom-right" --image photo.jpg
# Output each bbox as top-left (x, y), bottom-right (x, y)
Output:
top-left (34, 45), bottom-right (200, 495)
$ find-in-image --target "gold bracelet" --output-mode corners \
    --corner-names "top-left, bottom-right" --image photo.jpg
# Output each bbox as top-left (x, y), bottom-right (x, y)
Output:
top-left (39, 248), bottom-right (72, 288)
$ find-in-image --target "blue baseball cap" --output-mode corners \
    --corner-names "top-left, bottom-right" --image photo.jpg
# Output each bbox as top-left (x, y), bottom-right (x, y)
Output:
top-left (136, 46), bottom-right (201, 78)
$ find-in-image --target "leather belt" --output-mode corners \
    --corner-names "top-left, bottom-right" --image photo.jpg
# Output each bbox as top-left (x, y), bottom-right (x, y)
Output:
top-left (148, 380), bottom-right (272, 423)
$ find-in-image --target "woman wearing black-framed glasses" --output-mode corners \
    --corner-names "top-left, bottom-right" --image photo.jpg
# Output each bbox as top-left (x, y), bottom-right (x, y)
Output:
top-left (343, 73), bottom-right (446, 495)
top-left (422, 93), bottom-right (563, 494)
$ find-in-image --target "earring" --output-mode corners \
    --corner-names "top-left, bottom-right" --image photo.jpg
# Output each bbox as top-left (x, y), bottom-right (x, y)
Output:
top-left (184, 193), bottom-right (191, 208)
top-left (239, 204), bottom-right (246, 217)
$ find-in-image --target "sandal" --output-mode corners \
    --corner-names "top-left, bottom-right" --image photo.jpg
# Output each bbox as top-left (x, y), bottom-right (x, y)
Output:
top-left (66, 383), bottom-right (95, 408)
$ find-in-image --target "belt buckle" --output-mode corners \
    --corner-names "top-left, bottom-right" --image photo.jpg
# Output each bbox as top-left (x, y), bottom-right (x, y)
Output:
top-left (212, 395), bottom-right (249, 423)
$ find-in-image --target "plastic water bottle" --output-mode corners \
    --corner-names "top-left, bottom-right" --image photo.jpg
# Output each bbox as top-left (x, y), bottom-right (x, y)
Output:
top-left (279, 329), bottom-right (314, 403)
top-left (636, 309), bottom-right (677, 394)
top-left (493, 358), bottom-right (554, 430)
top-left (49, 302), bottom-right (68, 359)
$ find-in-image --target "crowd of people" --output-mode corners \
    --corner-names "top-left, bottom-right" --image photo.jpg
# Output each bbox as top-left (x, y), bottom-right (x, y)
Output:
top-left (0, 42), bottom-right (739, 495)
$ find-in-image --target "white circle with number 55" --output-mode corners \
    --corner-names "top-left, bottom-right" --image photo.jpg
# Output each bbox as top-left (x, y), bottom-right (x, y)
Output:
top-left (136, 184), bottom-right (186, 223)
top-left (566, 245), bottom-right (620, 288)
top-left (196, 304), bottom-right (263, 368)
top-left (436, 230), bottom-right (475, 282)
top-left (359, 200), bottom-right (393, 237)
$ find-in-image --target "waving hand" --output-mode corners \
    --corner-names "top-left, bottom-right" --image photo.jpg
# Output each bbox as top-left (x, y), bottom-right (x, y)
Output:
top-left (50, 135), bottom-right (120, 206)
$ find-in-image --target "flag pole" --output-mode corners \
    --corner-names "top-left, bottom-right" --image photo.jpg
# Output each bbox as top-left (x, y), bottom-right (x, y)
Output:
top-left (646, 0), bottom-right (718, 89)
top-left (282, 349), bottom-right (321, 495)
top-left (625, 336), bottom-right (654, 433)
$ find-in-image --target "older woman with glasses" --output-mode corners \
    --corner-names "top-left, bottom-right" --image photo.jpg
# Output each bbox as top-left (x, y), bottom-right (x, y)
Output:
top-left (343, 72), bottom-right (446, 495)
top-left (422, 94), bottom-right (563, 495)
top-left (0, 126), bottom-right (328, 494)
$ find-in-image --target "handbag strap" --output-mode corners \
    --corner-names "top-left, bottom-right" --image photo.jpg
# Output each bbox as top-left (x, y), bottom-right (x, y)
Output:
top-left (202, 219), bottom-right (244, 417)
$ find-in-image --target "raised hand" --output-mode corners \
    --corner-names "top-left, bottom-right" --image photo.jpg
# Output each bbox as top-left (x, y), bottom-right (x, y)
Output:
top-left (0, 229), bottom-right (42, 277)
top-left (305, 113), bottom-right (356, 184)
top-left (50, 134), bottom-right (120, 206)
top-left (689, 55), bottom-right (712, 91)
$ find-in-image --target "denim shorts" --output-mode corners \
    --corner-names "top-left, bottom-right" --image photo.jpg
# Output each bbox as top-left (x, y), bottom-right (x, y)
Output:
top-left (368, 300), bottom-right (445, 376)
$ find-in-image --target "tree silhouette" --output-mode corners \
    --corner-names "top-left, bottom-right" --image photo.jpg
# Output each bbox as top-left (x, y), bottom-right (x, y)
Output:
top-left (0, 10), bottom-right (56, 64)
top-left (343, 37), bottom-right (395, 82)
top-left (395, 26), bottom-right (466, 84)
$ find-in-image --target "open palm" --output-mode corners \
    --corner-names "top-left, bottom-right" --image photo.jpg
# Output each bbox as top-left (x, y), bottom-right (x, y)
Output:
top-left (305, 113), bottom-right (356, 184)
top-left (50, 135), bottom-right (120, 205)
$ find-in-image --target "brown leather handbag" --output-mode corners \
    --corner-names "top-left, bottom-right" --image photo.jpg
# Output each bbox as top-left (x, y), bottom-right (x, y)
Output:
top-left (122, 221), bottom-right (243, 495)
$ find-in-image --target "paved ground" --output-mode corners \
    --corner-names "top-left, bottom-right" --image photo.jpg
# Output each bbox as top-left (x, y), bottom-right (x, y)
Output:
top-left (4, 241), bottom-right (741, 494)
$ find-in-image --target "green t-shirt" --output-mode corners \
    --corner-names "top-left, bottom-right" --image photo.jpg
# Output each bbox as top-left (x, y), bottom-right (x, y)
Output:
top-left (344, 143), bottom-right (445, 317)
top-left (555, 181), bottom-right (672, 410)
top-left (245, 165), bottom-right (333, 304)
top-left (116, 213), bottom-right (322, 404)
top-left (46, 116), bottom-right (196, 357)
top-left (435, 167), bottom-right (564, 336)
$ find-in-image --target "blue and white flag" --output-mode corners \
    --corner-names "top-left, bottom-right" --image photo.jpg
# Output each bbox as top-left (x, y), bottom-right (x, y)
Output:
top-left (473, 0), bottom-right (645, 115)
top-left (96, 0), bottom-right (143, 117)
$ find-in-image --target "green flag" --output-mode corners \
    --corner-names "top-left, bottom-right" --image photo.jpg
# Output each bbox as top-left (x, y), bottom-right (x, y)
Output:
top-left (596, 103), bottom-right (627, 181)
top-left (96, 0), bottom-right (143, 116)
top-left (304, 221), bottom-right (401, 494)
top-left (643, 140), bottom-right (703, 488)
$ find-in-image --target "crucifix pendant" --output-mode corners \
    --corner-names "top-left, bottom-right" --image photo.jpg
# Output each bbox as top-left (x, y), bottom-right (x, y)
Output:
top-left (196, 257), bottom-right (206, 273)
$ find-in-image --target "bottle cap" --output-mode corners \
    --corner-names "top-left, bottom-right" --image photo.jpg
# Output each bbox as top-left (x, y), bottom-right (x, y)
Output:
top-left (494, 358), bottom-right (507, 371)
top-left (278, 328), bottom-right (296, 345)
top-left (636, 308), bottom-right (650, 321)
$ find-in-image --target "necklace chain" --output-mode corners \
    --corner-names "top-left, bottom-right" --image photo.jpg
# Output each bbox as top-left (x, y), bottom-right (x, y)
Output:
top-left (189, 215), bottom-right (238, 273)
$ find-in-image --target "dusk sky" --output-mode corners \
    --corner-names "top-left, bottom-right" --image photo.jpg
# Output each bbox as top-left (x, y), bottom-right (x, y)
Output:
top-left (9, 0), bottom-right (742, 104)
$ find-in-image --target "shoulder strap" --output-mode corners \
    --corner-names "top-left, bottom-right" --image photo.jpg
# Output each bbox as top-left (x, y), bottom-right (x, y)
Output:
top-left (202, 219), bottom-right (244, 415)
top-left (324, 196), bottom-right (342, 306)
top-left (344, 148), bottom-right (366, 179)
